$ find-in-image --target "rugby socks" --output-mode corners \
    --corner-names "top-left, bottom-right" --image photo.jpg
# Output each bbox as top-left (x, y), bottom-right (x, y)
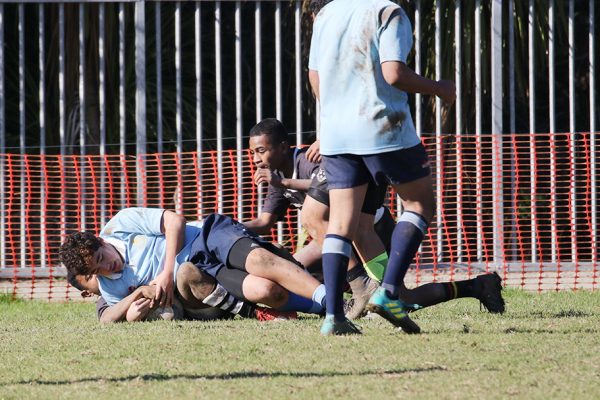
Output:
top-left (382, 211), bottom-right (428, 299)
top-left (322, 234), bottom-right (352, 320)
top-left (363, 252), bottom-right (388, 282)
top-left (442, 279), bottom-right (476, 299)
top-left (202, 283), bottom-right (251, 317)
top-left (278, 291), bottom-right (323, 314)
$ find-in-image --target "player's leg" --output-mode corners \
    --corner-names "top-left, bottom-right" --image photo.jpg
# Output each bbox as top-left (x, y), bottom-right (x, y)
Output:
top-left (228, 238), bottom-right (325, 314)
top-left (359, 147), bottom-right (431, 332)
top-left (384, 174), bottom-right (434, 295)
top-left (320, 184), bottom-right (367, 335)
top-left (293, 239), bottom-right (322, 271)
top-left (212, 266), bottom-right (300, 320)
top-left (399, 272), bottom-right (505, 314)
top-left (303, 164), bottom-right (380, 323)
top-left (175, 261), bottom-right (254, 320)
top-left (300, 194), bottom-right (365, 280)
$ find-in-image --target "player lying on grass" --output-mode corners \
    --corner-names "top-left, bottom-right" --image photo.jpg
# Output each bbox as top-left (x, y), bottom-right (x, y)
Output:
top-left (68, 262), bottom-right (293, 323)
top-left (70, 263), bottom-right (295, 323)
top-left (59, 208), bottom-right (328, 317)
top-left (244, 118), bottom-right (393, 318)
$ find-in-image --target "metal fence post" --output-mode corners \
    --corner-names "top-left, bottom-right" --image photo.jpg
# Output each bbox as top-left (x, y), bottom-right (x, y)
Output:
top-left (135, 1), bottom-right (147, 207)
top-left (491, 0), bottom-right (504, 266)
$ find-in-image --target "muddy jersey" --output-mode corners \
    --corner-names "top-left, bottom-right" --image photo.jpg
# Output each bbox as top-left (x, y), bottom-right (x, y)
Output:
top-left (309, 0), bottom-right (419, 155)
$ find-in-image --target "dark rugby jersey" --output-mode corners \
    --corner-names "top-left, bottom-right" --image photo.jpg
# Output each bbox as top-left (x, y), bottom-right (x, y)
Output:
top-left (261, 147), bottom-right (320, 219)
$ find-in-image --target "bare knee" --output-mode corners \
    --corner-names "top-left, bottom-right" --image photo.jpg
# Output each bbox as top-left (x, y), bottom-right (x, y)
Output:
top-left (176, 262), bottom-right (216, 301)
top-left (259, 280), bottom-right (287, 303)
top-left (244, 278), bottom-right (288, 307)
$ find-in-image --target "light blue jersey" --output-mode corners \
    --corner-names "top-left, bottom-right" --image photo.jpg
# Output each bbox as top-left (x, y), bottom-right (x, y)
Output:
top-left (309, 0), bottom-right (419, 155)
top-left (97, 208), bottom-right (203, 305)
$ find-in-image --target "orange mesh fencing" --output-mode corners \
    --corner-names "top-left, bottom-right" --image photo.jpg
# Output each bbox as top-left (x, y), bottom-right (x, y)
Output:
top-left (0, 132), bottom-right (598, 300)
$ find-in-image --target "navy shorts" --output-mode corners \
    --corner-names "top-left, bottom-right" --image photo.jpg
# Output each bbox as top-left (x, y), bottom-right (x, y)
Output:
top-left (321, 143), bottom-right (431, 189)
top-left (188, 213), bottom-right (266, 278)
top-left (307, 167), bottom-right (388, 215)
top-left (189, 214), bottom-right (301, 301)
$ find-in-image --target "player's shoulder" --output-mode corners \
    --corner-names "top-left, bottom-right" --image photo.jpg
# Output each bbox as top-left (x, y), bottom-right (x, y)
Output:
top-left (372, 0), bottom-right (406, 24)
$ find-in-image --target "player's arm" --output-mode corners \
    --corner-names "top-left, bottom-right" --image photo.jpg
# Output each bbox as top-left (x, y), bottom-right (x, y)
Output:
top-left (279, 178), bottom-right (313, 192)
top-left (244, 212), bottom-right (279, 236)
top-left (97, 285), bottom-right (156, 324)
top-left (308, 69), bottom-right (320, 101)
top-left (151, 210), bottom-right (186, 306)
top-left (381, 61), bottom-right (455, 104)
top-left (254, 168), bottom-right (312, 192)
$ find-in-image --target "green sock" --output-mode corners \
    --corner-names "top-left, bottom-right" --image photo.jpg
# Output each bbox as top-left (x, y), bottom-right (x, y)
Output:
top-left (364, 252), bottom-right (388, 283)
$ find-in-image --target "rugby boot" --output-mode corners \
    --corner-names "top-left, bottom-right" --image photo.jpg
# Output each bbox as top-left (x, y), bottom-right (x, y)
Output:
top-left (346, 277), bottom-right (379, 320)
top-left (320, 315), bottom-right (362, 336)
top-left (473, 272), bottom-right (505, 314)
top-left (254, 306), bottom-right (298, 321)
top-left (366, 287), bottom-right (422, 334)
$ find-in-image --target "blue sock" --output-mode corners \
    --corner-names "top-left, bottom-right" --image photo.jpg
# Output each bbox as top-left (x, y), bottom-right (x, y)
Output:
top-left (278, 291), bottom-right (323, 314)
top-left (322, 234), bottom-right (352, 321)
top-left (382, 211), bottom-right (428, 299)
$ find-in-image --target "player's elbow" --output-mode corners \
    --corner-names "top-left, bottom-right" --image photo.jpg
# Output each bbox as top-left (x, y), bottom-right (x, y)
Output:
top-left (163, 210), bottom-right (186, 231)
top-left (99, 315), bottom-right (117, 324)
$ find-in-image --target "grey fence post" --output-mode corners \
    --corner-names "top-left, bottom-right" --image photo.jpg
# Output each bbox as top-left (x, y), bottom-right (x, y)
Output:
top-left (136, 1), bottom-right (147, 207)
top-left (491, 0), bottom-right (504, 266)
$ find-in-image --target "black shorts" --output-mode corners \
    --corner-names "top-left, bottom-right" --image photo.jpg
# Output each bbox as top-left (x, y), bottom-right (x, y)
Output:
top-left (306, 167), bottom-right (387, 215)
top-left (214, 237), bottom-right (302, 301)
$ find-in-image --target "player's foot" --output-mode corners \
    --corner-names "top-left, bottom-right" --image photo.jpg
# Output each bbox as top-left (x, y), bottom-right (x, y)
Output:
top-left (320, 315), bottom-right (362, 336)
top-left (473, 272), bottom-right (505, 314)
top-left (254, 306), bottom-right (297, 321)
top-left (345, 278), bottom-right (379, 320)
top-left (366, 287), bottom-right (422, 334)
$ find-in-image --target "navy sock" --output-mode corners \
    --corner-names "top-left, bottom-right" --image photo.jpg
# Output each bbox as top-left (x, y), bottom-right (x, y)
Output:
top-left (322, 234), bottom-right (352, 321)
top-left (382, 211), bottom-right (428, 299)
top-left (277, 291), bottom-right (323, 314)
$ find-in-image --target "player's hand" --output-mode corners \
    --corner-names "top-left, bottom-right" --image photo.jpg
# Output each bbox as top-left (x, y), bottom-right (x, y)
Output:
top-left (149, 270), bottom-right (173, 307)
top-left (136, 285), bottom-right (156, 307)
top-left (436, 80), bottom-right (456, 105)
top-left (254, 167), bottom-right (283, 187)
top-left (306, 140), bottom-right (322, 163)
top-left (126, 298), bottom-right (152, 322)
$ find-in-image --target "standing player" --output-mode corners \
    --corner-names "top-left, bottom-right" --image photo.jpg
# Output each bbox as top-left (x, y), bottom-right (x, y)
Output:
top-left (309, 0), bottom-right (457, 335)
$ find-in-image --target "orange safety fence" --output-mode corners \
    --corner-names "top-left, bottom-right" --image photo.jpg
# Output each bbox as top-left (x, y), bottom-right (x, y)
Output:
top-left (0, 132), bottom-right (598, 300)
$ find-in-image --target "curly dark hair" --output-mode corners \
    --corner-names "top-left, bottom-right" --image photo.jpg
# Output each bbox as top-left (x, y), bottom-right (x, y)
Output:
top-left (59, 231), bottom-right (102, 277)
top-left (309, 0), bottom-right (333, 15)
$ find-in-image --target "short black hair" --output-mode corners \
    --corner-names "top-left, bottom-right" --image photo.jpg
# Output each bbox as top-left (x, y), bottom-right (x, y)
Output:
top-left (67, 270), bottom-right (85, 292)
top-left (248, 118), bottom-right (289, 144)
top-left (310, 0), bottom-right (333, 15)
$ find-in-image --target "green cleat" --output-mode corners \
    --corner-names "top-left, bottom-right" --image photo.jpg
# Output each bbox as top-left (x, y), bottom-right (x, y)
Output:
top-left (366, 287), bottom-right (422, 334)
top-left (320, 315), bottom-right (362, 336)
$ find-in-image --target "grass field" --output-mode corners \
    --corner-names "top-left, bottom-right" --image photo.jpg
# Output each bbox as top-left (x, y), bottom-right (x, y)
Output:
top-left (1, 289), bottom-right (599, 400)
